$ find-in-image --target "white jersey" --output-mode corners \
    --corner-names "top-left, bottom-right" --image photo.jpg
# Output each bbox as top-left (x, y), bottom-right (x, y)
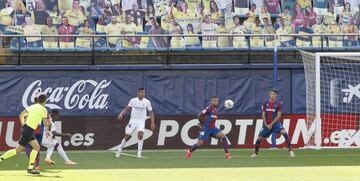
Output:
top-left (43, 120), bottom-right (56, 141)
top-left (41, 118), bottom-right (59, 149)
top-left (128, 97), bottom-right (152, 122)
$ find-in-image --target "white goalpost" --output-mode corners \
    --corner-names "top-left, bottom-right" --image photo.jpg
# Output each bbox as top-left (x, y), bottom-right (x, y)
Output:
top-left (301, 51), bottom-right (360, 149)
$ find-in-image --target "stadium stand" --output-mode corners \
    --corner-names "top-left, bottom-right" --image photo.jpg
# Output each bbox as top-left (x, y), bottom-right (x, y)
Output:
top-left (0, 0), bottom-right (360, 53)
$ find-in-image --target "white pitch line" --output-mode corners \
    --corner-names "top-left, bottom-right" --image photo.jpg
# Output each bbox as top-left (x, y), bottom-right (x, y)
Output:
top-left (120, 153), bottom-right (148, 159)
top-left (110, 151), bottom-right (148, 159)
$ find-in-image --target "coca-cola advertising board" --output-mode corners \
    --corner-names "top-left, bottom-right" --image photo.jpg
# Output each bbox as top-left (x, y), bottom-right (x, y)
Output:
top-left (0, 70), bottom-right (294, 116)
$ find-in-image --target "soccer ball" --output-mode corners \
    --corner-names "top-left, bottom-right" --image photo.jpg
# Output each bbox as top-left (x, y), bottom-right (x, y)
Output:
top-left (224, 99), bottom-right (234, 109)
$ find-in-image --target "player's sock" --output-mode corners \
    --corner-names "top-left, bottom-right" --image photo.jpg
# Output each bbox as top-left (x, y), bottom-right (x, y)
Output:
top-left (271, 133), bottom-right (277, 148)
top-left (220, 137), bottom-right (229, 153)
top-left (189, 144), bottom-right (199, 152)
top-left (117, 139), bottom-right (127, 153)
top-left (57, 144), bottom-right (70, 161)
top-left (137, 139), bottom-right (143, 156)
top-left (25, 145), bottom-right (32, 158)
top-left (46, 145), bottom-right (55, 160)
top-left (255, 140), bottom-right (261, 154)
top-left (0, 149), bottom-right (17, 161)
top-left (28, 150), bottom-right (38, 169)
top-left (283, 133), bottom-right (292, 150)
top-left (35, 152), bottom-right (40, 167)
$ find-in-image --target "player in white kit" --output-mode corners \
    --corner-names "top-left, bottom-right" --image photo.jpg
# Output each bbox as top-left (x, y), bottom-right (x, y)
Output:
top-left (116, 88), bottom-right (156, 158)
top-left (41, 109), bottom-right (76, 165)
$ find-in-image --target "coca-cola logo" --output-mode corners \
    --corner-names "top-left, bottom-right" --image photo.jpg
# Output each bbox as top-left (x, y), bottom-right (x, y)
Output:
top-left (22, 80), bottom-right (111, 110)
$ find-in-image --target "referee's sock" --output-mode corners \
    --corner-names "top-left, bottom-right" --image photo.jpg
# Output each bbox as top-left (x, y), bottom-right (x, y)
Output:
top-left (28, 150), bottom-right (38, 169)
top-left (0, 149), bottom-right (17, 161)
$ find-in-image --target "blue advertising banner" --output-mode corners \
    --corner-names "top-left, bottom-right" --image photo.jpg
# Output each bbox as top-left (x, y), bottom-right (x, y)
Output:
top-left (0, 70), bottom-right (295, 116)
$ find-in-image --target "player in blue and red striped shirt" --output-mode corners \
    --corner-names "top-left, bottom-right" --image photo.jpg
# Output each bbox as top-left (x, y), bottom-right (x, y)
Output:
top-left (251, 89), bottom-right (295, 158)
top-left (186, 96), bottom-right (232, 159)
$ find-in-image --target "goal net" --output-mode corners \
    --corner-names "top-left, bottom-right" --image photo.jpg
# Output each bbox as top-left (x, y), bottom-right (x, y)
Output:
top-left (301, 51), bottom-right (360, 149)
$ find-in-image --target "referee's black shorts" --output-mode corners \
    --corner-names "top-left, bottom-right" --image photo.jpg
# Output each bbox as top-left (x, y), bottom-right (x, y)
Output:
top-left (18, 124), bottom-right (36, 147)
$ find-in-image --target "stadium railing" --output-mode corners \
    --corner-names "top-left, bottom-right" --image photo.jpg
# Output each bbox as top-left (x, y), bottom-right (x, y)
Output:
top-left (2, 34), bottom-right (360, 52)
top-left (0, 34), bottom-right (359, 65)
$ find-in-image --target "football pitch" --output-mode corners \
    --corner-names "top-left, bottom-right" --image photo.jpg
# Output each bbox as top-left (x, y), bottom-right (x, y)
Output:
top-left (0, 149), bottom-right (360, 181)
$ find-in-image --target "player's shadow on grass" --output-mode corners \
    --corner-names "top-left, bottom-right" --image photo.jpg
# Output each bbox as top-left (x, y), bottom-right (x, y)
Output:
top-left (30, 174), bottom-right (63, 178)
top-left (41, 169), bottom-right (62, 173)
top-left (0, 174), bottom-right (63, 179)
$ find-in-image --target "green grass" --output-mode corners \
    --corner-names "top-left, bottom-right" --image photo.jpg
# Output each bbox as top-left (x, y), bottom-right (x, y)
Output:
top-left (1, 149), bottom-right (360, 180)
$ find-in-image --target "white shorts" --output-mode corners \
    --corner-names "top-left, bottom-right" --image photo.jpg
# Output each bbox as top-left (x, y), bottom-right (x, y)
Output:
top-left (125, 120), bottom-right (145, 135)
top-left (41, 138), bottom-right (58, 148)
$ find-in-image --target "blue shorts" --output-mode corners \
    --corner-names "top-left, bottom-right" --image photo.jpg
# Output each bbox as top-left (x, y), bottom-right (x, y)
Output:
top-left (198, 127), bottom-right (221, 141)
top-left (258, 123), bottom-right (284, 138)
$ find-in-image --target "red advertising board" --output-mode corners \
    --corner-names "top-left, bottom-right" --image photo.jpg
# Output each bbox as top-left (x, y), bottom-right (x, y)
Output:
top-left (2, 114), bottom-right (358, 150)
top-left (0, 115), bottom-right (314, 151)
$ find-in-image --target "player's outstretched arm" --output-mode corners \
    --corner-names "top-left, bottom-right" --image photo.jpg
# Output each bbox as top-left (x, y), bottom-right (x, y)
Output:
top-left (42, 117), bottom-right (51, 131)
top-left (149, 110), bottom-right (156, 131)
top-left (197, 112), bottom-right (204, 126)
top-left (19, 110), bottom-right (28, 126)
top-left (117, 106), bottom-right (131, 121)
top-left (52, 131), bottom-right (72, 138)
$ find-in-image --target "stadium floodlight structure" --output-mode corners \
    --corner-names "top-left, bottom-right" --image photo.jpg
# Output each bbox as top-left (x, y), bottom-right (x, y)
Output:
top-left (301, 51), bottom-right (360, 149)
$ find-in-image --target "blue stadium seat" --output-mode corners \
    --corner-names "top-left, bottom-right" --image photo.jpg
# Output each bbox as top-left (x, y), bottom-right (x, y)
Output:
top-left (311, 47), bottom-right (323, 51)
top-left (345, 46), bottom-right (360, 51)
top-left (44, 47), bottom-right (60, 52)
top-left (343, 40), bottom-right (359, 50)
top-left (75, 46), bottom-right (91, 52)
top-left (141, 47), bottom-right (157, 51)
top-left (277, 47), bottom-right (297, 51)
top-left (96, 32), bottom-right (106, 35)
top-left (10, 37), bottom-right (27, 51)
top-left (234, 47), bottom-right (249, 51)
top-left (170, 47), bottom-right (186, 51)
top-left (250, 47), bottom-right (267, 51)
top-left (219, 47), bottom-right (235, 51)
top-left (187, 47), bottom-right (204, 51)
top-left (264, 47), bottom-right (278, 52)
top-left (328, 47), bottom-right (346, 51)
top-left (123, 47), bottom-right (140, 51)
top-left (298, 47), bottom-right (314, 51)
top-left (60, 45), bottom-right (76, 52)
top-left (108, 41), bottom-right (126, 51)
top-left (94, 38), bottom-right (108, 51)
top-left (203, 47), bottom-right (219, 51)
top-left (27, 41), bottom-right (43, 51)
top-left (155, 47), bottom-right (168, 51)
